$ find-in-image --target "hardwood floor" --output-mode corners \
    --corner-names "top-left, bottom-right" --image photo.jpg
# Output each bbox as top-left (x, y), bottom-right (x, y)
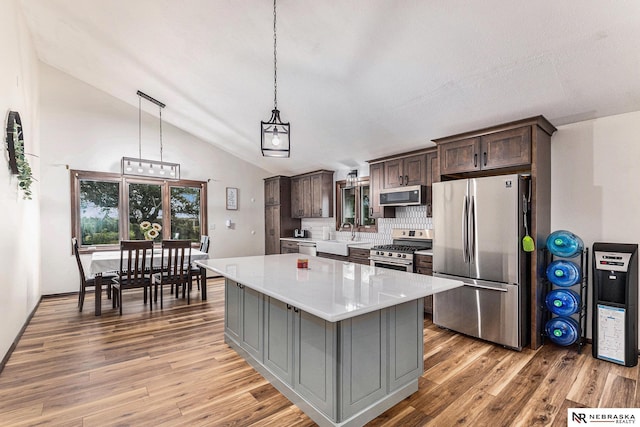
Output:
top-left (1, 278), bottom-right (638, 426)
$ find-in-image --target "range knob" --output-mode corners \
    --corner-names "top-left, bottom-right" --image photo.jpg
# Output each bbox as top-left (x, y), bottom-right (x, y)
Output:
top-left (402, 254), bottom-right (407, 258)
top-left (397, 253), bottom-right (402, 258)
top-left (387, 252), bottom-right (392, 257)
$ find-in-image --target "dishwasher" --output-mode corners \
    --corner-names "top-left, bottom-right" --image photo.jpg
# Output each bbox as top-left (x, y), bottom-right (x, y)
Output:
top-left (297, 242), bottom-right (317, 256)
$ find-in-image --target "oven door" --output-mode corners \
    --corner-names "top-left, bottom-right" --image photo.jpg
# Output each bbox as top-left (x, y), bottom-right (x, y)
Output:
top-left (370, 258), bottom-right (414, 272)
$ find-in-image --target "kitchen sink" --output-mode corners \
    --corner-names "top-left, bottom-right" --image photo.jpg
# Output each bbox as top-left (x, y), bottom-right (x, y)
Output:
top-left (315, 240), bottom-right (351, 256)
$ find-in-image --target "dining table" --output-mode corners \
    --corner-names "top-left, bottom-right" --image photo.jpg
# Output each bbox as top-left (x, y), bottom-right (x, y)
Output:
top-left (90, 248), bottom-right (209, 315)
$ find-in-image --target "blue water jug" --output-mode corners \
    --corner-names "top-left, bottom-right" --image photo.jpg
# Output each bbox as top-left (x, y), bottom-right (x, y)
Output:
top-left (545, 289), bottom-right (581, 316)
top-left (546, 260), bottom-right (581, 287)
top-left (546, 230), bottom-right (584, 258)
top-left (546, 316), bottom-right (580, 346)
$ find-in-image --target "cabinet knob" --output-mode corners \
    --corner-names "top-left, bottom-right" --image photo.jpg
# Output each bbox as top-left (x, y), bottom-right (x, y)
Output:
top-left (474, 153), bottom-right (478, 167)
top-left (483, 152), bottom-right (487, 166)
top-left (405, 175), bottom-right (408, 185)
top-left (398, 175), bottom-right (402, 185)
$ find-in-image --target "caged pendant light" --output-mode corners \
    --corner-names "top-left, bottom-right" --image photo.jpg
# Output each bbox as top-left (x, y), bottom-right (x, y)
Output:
top-left (346, 169), bottom-right (359, 188)
top-left (261, 0), bottom-right (290, 158)
top-left (122, 90), bottom-right (180, 179)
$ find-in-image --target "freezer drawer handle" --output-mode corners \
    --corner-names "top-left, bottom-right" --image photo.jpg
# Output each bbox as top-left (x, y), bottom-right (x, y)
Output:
top-left (465, 283), bottom-right (508, 293)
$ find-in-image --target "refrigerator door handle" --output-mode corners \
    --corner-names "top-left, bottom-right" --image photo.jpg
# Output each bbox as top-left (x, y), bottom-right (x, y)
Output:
top-left (462, 195), bottom-right (469, 263)
top-left (469, 195), bottom-right (475, 264)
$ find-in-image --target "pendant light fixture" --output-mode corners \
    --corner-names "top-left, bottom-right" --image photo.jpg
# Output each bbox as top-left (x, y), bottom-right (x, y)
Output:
top-left (346, 169), bottom-right (359, 187)
top-left (261, 0), bottom-right (290, 158)
top-left (122, 90), bottom-right (180, 179)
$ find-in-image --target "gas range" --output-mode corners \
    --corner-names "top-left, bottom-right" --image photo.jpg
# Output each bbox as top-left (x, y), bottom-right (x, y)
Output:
top-left (370, 228), bottom-right (433, 272)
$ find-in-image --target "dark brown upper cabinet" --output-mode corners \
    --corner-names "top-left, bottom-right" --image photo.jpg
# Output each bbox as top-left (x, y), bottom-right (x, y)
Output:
top-left (368, 162), bottom-right (396, 219)
top-left (436, 125), bottom-right (535, 176)
top-left (425, 150), bottom-right (439, 217)
top-left (291, 170), bottom-right (334, 218)
top-left (383, 153), bottom-right (428, 188)
top-left (368, 148), bottom-right (437, 218)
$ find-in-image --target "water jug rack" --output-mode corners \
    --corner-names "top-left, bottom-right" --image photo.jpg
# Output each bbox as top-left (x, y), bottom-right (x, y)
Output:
top-left (541, 247), bottom-right (589, 352)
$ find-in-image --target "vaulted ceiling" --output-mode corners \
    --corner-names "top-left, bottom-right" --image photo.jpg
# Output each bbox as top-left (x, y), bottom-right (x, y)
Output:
top-left (19, 0), bottom-right (640, 176)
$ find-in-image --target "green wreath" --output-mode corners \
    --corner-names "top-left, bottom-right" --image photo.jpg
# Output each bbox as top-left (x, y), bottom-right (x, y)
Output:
top-left (6, 111), bottom-right (33, 199)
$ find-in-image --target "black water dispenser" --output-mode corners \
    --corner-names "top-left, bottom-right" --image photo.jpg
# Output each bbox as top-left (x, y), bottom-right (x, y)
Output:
top-left (592, 242), bottom-right (638, 367)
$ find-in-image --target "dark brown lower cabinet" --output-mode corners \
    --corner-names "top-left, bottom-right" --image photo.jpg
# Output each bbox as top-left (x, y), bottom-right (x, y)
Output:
top-left (348, 247), bottom-right (370, 265)
top-left (415, 254), bottom-right (433, 314)
top-left (280, 240), bottom-right (299, 254)
top-left (317, 252), bottom-right (348, 262)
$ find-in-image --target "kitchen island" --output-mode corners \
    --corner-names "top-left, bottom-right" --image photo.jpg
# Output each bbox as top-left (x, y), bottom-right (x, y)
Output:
top-left (196, 254), bottom-right (463, 427)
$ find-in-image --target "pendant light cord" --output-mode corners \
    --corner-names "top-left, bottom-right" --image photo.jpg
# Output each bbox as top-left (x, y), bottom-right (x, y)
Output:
top-left (273, 0), bottom-right (278, 110)
top-left (138, 95), bottom-right (142, 161)
top-left (159, 106), bottom-right (163, 163)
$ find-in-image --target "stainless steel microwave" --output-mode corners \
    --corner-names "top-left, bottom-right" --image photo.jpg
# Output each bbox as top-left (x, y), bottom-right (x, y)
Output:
top-left (379, 185), bottom-right (426, 206)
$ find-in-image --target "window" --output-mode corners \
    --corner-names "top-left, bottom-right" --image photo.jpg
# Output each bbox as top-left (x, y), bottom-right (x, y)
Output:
top-left (128, 182), bottom-right (164, 242)
top-left (335, 177), bottom-right (376, 232)
top-left (170, 186), bottom-right (201, 241)
top-left (71, 170), bottom-right (207, 252)
top-left (78, 178), bottom-right (120, 246)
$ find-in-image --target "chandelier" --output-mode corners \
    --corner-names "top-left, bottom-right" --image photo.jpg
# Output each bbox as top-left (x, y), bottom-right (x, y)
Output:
top-left (122, 90), bottom-right (180, 179)
top-left (261, 0), bottom-right (290, 158)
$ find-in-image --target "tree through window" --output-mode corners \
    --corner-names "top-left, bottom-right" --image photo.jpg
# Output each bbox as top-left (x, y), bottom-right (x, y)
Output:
top-left (170, 186), bottom-right (201, 241)
top-left (79, 179), bottom-right (120, 246)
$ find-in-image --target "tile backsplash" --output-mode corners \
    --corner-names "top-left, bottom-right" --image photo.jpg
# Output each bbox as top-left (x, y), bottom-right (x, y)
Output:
top-left (301, 206), bottom-right (432, 245)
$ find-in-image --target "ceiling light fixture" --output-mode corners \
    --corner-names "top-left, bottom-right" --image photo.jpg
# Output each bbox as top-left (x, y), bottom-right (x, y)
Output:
top-left (122, 90), bottom-right (180, 179)
top-left (346, 169), bottom-right (359, 187)
top-left (261, 0), bottom-right (290, 158)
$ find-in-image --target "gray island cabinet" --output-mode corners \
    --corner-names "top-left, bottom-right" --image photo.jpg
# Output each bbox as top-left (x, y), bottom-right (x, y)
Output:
top-left (198, 254), bottom-right (463, 427)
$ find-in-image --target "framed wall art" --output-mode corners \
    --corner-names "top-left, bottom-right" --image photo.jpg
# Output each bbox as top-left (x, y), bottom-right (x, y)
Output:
top-left (226, 187), bottom-right (238, 210)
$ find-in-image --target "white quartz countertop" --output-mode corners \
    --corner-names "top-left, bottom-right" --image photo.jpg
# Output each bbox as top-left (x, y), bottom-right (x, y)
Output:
top-left (280, 237), bottom-right (315, 243)
top-left (280, 237), bottom-right (373, 248)
top-left (196, 254), bottom-right (462, 322)
top-left (414, 249), bottom-right (433, 256)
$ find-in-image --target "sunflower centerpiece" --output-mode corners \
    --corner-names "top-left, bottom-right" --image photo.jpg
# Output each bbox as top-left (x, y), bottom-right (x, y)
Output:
top-left (140, 221), bottom-right (162, 241)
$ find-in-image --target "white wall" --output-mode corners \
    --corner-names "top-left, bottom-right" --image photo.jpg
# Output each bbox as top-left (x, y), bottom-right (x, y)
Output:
top-left (0, 0), bottom-right (41, 360)
top-left (39, 63), bottom-right (270, 294)
top-left (552, 110), bottom-right (640, 341)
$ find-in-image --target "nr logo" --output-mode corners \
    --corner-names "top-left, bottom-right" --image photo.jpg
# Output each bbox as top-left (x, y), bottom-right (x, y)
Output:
top-left (572, 412), bottom-right (587, 423)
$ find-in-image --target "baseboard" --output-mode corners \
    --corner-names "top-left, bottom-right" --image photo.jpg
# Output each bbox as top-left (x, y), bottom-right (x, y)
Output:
top-left (42, 291), bottom-right (76, 298)
top-left (0, 296), bottom-right (43, 375)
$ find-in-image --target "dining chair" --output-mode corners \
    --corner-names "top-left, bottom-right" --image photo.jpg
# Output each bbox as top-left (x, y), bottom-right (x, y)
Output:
top-left (111, 240), bottom-right (154, 315)
top-left (153, 240), bottom-right (192, 307)
top-left (72, 237), bottom-right (117, 312)
top-left (190, 235), bottom-right (210, 290)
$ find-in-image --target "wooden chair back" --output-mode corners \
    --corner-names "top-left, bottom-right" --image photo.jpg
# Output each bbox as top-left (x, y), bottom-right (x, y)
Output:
top-left (161, 239), bottom-right (192, 281)
top-left (119, 240), bottom-right (154, 287)
top-left (72, 237), bottom-right (87, 285)
top-left (199, 235), bottom-right (210, 254)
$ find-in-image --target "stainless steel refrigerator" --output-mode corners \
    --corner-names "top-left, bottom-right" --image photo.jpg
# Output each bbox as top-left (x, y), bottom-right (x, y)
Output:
top-left (432, 174), bottom-right (528, 350)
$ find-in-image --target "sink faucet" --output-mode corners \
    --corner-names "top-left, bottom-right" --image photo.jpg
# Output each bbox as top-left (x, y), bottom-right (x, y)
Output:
top-left (339, 220), bottom-right (359, 240)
